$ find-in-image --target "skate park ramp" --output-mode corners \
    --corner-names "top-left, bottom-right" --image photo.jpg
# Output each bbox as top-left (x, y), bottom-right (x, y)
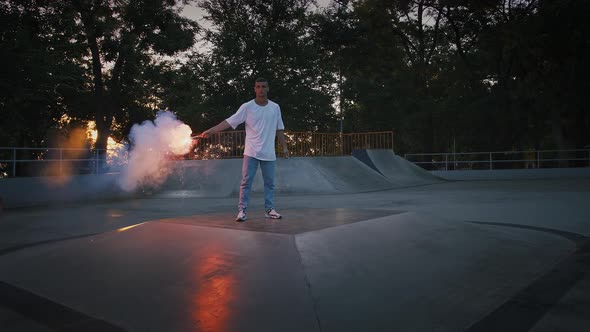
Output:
top-left (158, 155), bottom-right (405, 198)
top-left (0, 173), bottom-right (136, 209)
top-left (353, 149), bottom-right (443, 186)
top-left (1, 154), bottom-right (434, 208)
top-left (159, 159), bottom-right (244, 198)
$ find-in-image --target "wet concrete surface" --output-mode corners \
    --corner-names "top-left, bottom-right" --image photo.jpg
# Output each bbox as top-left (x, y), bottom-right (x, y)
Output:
top-left (158, 208), bottom-right (403, 234)
top-left (0, 179), bottom-right (589, 331)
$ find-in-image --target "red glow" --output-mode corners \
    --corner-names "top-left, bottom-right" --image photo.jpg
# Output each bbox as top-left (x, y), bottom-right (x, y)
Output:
top-left (192, 246), bottom-right (236, 331)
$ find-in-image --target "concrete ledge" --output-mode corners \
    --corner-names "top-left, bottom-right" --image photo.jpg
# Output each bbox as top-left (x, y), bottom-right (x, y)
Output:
top-left (432, 168), bottom-right (590, 181)
top-left (0, 174), bottom-right (134, 209)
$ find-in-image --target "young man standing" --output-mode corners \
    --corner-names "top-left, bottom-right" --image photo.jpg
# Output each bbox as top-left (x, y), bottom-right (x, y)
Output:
top-left (200, 78), bottom-right (289, 221)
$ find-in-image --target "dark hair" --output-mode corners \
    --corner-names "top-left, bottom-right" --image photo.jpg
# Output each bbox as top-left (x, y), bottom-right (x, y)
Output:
top-left (255, 77), bottom-right (268, 84)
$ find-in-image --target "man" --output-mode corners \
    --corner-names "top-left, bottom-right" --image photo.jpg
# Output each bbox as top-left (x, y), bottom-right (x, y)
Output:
top-left (200, 78), bottom-right (289, 222)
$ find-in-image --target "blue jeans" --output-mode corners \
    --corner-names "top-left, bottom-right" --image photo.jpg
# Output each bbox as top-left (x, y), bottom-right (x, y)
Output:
top-left (239, 156), bottom-right (275, 212)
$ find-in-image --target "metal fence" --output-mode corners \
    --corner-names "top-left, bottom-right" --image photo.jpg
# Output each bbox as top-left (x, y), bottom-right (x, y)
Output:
top-left (1, 131), bottom-right (394, 177)
top-left (404, 149), bottom-right (590, 171)
top-left (191, 131), bottom-right (395, 159)
top-left (0, 147), bottom-right (108, 178)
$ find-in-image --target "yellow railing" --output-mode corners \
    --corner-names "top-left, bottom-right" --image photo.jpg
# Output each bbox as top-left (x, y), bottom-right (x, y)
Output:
top-left (190, 131), bottom-right (394, 159)
top-left (342, 132), bottom-right (395, 155)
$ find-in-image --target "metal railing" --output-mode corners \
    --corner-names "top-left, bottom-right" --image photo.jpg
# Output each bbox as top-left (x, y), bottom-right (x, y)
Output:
top-left (1, 131), bottom-right (395, 177)
top-left (404, 149), bottom-right (590, 171)
top-left (191, 131), bottom-right (395, 159)
top-left (0, 147), bottom-right (108, 178)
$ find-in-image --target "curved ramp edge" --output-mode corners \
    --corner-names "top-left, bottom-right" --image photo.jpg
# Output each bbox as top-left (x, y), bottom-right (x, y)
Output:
top-left (354, 149), bottom-right (443, 186)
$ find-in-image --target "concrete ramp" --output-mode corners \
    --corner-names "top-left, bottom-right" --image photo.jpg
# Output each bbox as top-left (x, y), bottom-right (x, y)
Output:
top-left (355, 149), bottom-right (443, 186)
top-left (160, 156), bottom-right (397, 197)
top-left (161, 159), bottom-right (243, 198)
top-left (0, 174), bottom-right (135, 209)
top-left (299, 156), bottom-right (395, 193)
top-left (1, 153), bottom-right (441, 207)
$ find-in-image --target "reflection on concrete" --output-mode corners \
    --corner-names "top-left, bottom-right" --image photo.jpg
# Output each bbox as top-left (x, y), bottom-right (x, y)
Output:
top-left (106, 209), bottom-right (124, 218)
top-left (1, 178), bottom-right (589, 331)
top-left (115, 222), bottom-right (145, 233)
top-left (192, 244), bottom-right (235, 332)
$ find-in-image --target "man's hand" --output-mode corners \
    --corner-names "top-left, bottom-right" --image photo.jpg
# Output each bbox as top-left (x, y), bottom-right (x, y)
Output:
top-left (283, 150), bottom-right (290, 159)
top-left (198, 121), bottom-right (230, 139)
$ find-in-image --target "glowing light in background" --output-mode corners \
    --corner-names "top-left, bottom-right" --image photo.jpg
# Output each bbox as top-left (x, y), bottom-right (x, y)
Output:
top-left (86, 121), bottom-right (127, 165)
top-left (86, 121), bottom-right (98, 142)
top-left (42, 127), bottom-right (89, 186)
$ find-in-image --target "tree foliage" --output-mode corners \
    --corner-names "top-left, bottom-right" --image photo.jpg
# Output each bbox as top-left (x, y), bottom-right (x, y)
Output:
top-left (0, 0), bottom-right (86, 147)
top-left (1, 0), bottom-right (588, 156)
top-left (67, 0), bottom-right (198, 151)
top-left (163, 0), bottom-right (337, 132)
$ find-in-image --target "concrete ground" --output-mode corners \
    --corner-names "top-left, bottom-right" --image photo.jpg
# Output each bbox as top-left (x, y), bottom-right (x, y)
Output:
top-left (0, 177), bottom-right (589, 331)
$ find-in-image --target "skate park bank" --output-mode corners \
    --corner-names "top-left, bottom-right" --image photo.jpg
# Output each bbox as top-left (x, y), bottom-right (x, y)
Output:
top-left (0, 149), bottom-right (443, 209)
top-left (0, 150), bottom-right (589, 331)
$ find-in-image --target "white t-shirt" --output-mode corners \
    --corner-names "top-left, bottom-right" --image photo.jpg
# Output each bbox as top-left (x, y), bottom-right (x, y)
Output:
top-left (226, 99), bottom-right (285, 161)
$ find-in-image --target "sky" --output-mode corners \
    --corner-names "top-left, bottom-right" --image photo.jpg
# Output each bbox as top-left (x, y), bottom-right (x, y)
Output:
top-left (181, 0), bottom-right (333, 24)
top-left (178, 0), bottom-right (334, 54)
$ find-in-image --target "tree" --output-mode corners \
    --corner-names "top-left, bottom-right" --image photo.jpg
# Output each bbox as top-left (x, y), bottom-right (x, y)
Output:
top-left (0, 0), bottom-right (86, 148)
top-left (324, 0), bottom-right (451, 152)
top-left (474, 0), bottom-right (590, 154)
top-left (67, 0), bottom-right (198, 154)
top-left (519, 0), bottom-right (589, 151)
top-left (172, 0), bottom-right (337, 132)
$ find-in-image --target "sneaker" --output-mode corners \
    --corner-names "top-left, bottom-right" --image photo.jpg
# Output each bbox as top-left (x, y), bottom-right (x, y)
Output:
top-left (235, 210), bottom-right (247, 222)
top-left (265, 208), bottom-right (282, 219)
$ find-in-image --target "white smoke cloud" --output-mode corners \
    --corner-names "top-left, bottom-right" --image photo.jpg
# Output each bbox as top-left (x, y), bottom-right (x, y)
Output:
top-left (118, 111), bottom-right (193, 192)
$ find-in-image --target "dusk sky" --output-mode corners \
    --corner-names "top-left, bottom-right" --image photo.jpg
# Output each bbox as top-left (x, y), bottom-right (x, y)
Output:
top-left (181, 0), bottom-right (333, 24)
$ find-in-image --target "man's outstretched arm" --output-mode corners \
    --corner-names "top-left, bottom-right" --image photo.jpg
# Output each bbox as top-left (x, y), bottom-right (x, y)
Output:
top-left (200, 120), bottom-right (231, 138)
